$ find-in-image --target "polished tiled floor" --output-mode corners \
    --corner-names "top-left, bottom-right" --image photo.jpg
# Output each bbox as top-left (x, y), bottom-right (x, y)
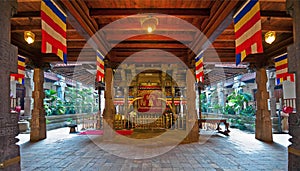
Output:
top-left (18, 127), bottom-right (290, 171)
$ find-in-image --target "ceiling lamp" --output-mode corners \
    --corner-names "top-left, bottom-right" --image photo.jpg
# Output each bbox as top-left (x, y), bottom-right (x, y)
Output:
top-left (24, 31), bottom-right (35, 44)
top-left (141, 16), bottom-right (158, 33)
top-left (265, 31), bottom-right (276, 44)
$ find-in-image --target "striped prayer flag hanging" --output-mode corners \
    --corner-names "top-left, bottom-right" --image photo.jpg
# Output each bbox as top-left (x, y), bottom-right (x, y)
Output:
top-left (41, 0), bottom-right (67, 64)
top-left (233, 0), bottom-right (263, 65)
top-left (96, 51), bottom-right (105, 83)
top-left (10, 56), bottom-right (26, 84)
top-left (274, 53), bottom-right (295, 85)
top-left (195, 52), bottom-right (204, 83)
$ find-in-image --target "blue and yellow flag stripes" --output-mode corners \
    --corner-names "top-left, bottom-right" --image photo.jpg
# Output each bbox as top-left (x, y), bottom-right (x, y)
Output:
top-left (274, 53), bottom-right (295, 85)
top-left (195, 52), bottom-right (204, 83)
top-left (41, 0), bottom-right (67, 64)
top-left (96, 51), bottom-right (105, 83)
top-left (234, 0), bottom-right (263, 65)
top-left (10, 56), bottom-right (26, 84)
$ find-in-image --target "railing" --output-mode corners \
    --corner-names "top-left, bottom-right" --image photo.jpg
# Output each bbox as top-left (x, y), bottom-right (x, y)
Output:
top-left (283, 98), bottom-right (296, 110)
top-left (114, 113), bottom-right (186, 130)
top-left (46, 113), bottom-right (100, 130)
top-left (201, 112), bottom-right (226, 119)
top-left (80, 114), bottom-right (98, 130)
top-left (10, 98), bottom-right (17, 110)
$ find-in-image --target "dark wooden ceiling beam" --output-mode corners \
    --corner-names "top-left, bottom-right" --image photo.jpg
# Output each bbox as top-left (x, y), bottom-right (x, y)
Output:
top-left (42, 56), bottom-right (96, 63)
top-left (100, 22), bottom-right (199, 31)
top-left (11, 25), bottom-right (43, 32)
top-left (113, 43), bottom-right (187, 49)
top-left (265, 36), bottom-right (294, 58)
top-left (110, 56), bottom-right (186, 63)
top-left (12, 31), bottom-right (85, 42)
top-left (13, 10), bottom-right (288, 20)
top-left (211, 41), bottom-right (235, 48)
top-left (12, 11), bottom-right (40, 18)
top-left (260, 10), bottom-right (291, 18)
top-left (225, 23), bottom-right (292, 33)
top-left (104, 33), bottom-right (194, 43)
top-left (191, 1), bottom-right (240, 58)
top-left (113, 50), bottom-right (186, 57)
top-left (11, 25), bottom-right (77, 32)
top-left (58, 0), bottom-right (109, 54)
top-left (67, 41), bottom-right (92, 49)
top-left (215, 34), bottom-right (236, 41)
top-left (90, 8), bottom-right (210, 17)
top-left (115, 40), bottom-right (188, 44)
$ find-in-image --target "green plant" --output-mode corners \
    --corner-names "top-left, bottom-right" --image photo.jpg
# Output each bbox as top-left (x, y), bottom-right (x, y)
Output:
top-left (65, 87), bottom-right (98, 114)
top-left (66, 118), bottom-right (73, 122)
top-left (226, 91), bottom-right (255, 131)
top-left (44, 89), bottom-right (57, 116)
top-left (200, 93), bottom-right (209, 112)
top-left (53, 99), bottom-right (66, 115)
top-left (223, 104), bottom-right (235, 114)
top-left (240, 105), bottom-right (255, 117)
top-left (44, 89), bottom-right (66, 115)
top-left (227, 91), bottom-right (253, 114)
top-left (213, 104), bottom-right (221, 110)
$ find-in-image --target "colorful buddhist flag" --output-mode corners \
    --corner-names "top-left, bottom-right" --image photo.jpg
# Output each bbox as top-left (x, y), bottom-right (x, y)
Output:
top-left (41, 0), bottom-right (67, 64)
top-left (96, 50), bottom-right (105, 83)
top-left (10, 56), bottom-right (26, 84)
top-left (195, 52), bottom-right (204, 83)
top-left (233, 0), bottom-right (263, 65)
top-left (274, 53), bottom-right (295, 85)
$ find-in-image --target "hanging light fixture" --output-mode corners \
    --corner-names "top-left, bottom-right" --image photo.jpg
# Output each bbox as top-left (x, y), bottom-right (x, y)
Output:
top-left (265, 31), bottom-right (276, 44)
top-left (24, 31), bottom-right (35, 44)
top-left (141, 16), bottom-right (158, 33)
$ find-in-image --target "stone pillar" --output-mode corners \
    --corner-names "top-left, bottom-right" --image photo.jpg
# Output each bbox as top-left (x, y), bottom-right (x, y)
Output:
top-left (287, 0), bottom-right (300, 169)
top-left (96, 86), bottom-right (103, 129)
top-left (197, 84), bottom-right (203, 126)
top-left (161, 72), bottom-right (166, 113)
top-left (267, 70), bottom-right (276, 117)
top-left (124, 86), bottom-right (129, 116)
top-left (24, 74), bottom-right (33, 118)
top-left (30, 68), bottom-right (46, 142)
top-left (217, 82), bottom-right (225, 107)
top-left (171, 82), bottom-right (176, 114)
top-left (255, 68), bottom-right (273, 142)
top-left (103, 67), bottom-right (115, 139)
top-left (182, 69), bottom-right (199, 143)
top-left (0, 1), bottom-right (20, 170)
top-left (267, 70), bottom-right (279, 132)
top-left (76, 82), bottom-right (82, 113)
top-left (133, 82), bottom-right (138, 111)
top-left (55, 76), bottom-right (67, 101)
top-left (10, 80), bottom-right (17, 98)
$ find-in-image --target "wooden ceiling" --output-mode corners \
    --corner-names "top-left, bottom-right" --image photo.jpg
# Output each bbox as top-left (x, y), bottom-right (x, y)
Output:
top-left (11, 0), bottom-right (293, 86)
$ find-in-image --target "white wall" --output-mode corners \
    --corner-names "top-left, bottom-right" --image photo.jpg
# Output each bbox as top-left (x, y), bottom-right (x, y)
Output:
top-left (283, 80), bottom-right (296, 99)
top-left (10, 80), bottom-right (17, 98)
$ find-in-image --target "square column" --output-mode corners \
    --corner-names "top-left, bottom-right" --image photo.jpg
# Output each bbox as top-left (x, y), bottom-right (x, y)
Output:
top-left (0, 1), bottom-right (20, 170)
top-left (182, 69), bottom-right (199, 143)
top-left (30, 68), bottom-right (46, 141)
top-left (103, 67), bottom-right (115, 140)
top-left (287, 0), bottom-right (300, 169)
top-left (255, 68), bottom-right (273, 142)
top-left (24, 73), bottom-right (34, 118)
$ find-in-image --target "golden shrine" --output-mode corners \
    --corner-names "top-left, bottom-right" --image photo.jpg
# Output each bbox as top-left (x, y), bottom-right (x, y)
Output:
top-left (113, 71), bottom-right (187, 130)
